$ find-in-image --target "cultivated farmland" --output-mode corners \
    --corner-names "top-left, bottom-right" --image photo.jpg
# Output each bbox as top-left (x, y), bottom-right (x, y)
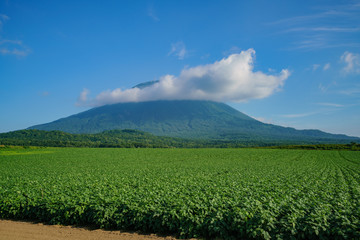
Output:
top-left (0, 148), bottom-right (359, 239)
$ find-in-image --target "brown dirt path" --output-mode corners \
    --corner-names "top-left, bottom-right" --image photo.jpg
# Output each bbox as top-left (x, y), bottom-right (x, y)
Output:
top-left (0, 220), bottom-right (190, 240)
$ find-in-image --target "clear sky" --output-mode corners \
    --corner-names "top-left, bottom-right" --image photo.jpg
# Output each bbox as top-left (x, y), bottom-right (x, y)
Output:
top-left (1, 0), bottom-right (360, 137)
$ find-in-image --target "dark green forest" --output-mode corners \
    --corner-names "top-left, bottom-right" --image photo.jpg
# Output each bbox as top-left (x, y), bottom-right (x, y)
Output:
top-left (0, 129), bottom-right (275, 148)
top-left (0, 129), bottom-right (359, 150)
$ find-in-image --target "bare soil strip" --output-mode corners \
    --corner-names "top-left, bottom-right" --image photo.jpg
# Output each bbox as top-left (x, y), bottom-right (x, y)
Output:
top-left (0, 220), bottom-right (183, 240)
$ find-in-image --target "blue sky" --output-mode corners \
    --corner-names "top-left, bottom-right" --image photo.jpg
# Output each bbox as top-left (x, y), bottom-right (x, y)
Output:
top-left (1, 0), bottom-right (360, 137)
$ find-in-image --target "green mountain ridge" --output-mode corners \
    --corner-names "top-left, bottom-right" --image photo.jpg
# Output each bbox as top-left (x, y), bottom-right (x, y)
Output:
top-left (28, 100), bottom-right (359, 143)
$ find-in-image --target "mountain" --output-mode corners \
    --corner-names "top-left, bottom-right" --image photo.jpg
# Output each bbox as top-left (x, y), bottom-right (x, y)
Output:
top-left (28, 100), bottom-right (359, 143)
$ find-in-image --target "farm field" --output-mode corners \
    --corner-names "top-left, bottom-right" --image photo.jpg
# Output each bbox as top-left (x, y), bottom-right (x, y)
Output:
top-left (0, 148), bottom-right (359, 239)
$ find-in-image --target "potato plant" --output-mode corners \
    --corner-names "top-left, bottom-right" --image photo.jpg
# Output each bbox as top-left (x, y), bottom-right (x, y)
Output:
top-left (0, 148), bottom-right (359, 239)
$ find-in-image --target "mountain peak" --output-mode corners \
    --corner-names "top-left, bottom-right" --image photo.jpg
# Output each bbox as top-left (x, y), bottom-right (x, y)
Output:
top-left (29, 100), bottom-right (358, 143)
top-left (132, 80), bottom-right (159, 89)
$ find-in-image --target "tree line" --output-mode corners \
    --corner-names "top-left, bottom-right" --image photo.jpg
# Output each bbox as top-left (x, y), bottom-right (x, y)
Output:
top-left (0, 129), bottom-right (358, 150)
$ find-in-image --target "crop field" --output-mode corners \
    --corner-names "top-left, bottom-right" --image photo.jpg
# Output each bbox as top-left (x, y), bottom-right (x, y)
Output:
top-left (0, 148), bottom-right (359, 239)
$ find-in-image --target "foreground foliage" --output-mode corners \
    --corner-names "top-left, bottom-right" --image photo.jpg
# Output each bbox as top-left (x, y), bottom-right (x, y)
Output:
top-left (0, 148), bottom-right (359, 239)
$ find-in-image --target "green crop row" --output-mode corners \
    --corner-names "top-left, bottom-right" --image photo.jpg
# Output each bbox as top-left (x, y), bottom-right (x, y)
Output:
top-left (0, 148), bottom-right (359, 239)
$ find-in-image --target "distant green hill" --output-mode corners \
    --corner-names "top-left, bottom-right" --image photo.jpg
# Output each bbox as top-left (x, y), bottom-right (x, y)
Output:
top-left (28, 100), bottom-right (359, 143)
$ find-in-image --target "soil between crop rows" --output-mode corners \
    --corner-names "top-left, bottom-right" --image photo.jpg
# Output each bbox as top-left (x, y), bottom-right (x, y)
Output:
top-left (0, 219), bottom-right (188, 240)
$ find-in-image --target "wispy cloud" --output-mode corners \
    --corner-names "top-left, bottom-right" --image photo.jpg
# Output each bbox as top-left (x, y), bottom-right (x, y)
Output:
top-left (0, 14), bottom-right (9, 28)
top-left (38, 91), bottom-right (50, 97)
top-left (339, 88), bottom-right (360, 95)
top-left (323, 63), bottom-right (330, 70)
top-left (317, 102), bottom-right (344, 107)
top-left (268, 10), bottom-right (341, 26)
top-left (284, 27), bottom-right (360, 33)
top-left (292, 40), bottom-right (360, 50)
top-left (270, 2), bottom-right (360, 26)
top-left (77, 49), bottom-right (290, 107)
top-left (340, 51), bottom-right (360, 74)
top-left (222, 46), bottom-right (242, 56)
top-left (168, 41), bottom-right (187, 60)
top-left (0, 14), bottom-right (31, 57)
top-left (310, 63), bottom-right (330, 71)
top-left (281, 103), bottom-right (347, 119)
top-left (319, 83), bottom-right (328, 93)
top-left (0, 39), bottom-right (22, 45)
top-left (312, 64), bottom-right (320, 71)
top-left (147, 5), bottom-right (159, 22)
top-left (0, 39), bottom-right (31, 56)
top-left (281, 112), bottom-right (316, 118)
top-left (270, 3), bottom-right (360, 50)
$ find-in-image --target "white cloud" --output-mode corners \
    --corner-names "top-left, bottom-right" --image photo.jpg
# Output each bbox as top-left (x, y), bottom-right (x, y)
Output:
top-left (341, 51), bottom-right (360, 74)
top-left (79, 49), bottom-right (290, 107)
top-left (76, 88), bottom-right (90, 106)
top-left (168, 41), bottom-right (187, 60)
top-left (323, 63), bottom-right (330, 70)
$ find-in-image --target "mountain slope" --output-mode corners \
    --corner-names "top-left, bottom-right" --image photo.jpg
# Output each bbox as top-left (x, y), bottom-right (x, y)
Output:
top-left (29, 100), bottom-right (252, 138)
top-left (28, 100), bottom-right (358, 143)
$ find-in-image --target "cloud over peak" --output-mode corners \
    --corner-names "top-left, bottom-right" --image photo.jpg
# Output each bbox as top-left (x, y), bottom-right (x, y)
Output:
top-left (78, 49), bottom-right (290, 107)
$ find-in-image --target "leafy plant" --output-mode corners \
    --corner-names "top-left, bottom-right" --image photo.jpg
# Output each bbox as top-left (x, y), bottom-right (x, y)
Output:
top-left (0, 148), bottom-right (359, 239)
